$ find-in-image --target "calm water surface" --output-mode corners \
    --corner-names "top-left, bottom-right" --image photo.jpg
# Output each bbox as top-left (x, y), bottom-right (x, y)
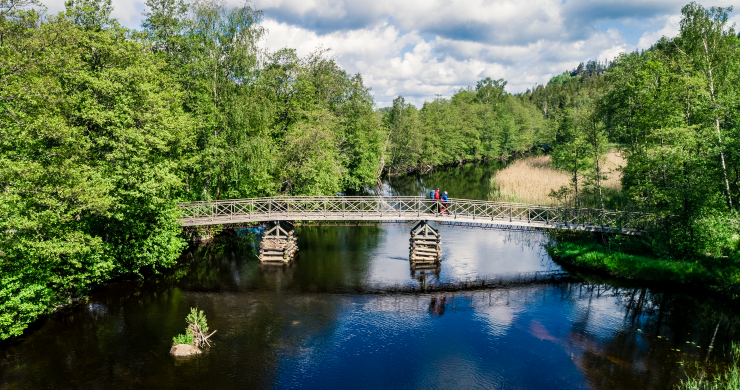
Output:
top-left (1, 163), bottom-right (739, 389)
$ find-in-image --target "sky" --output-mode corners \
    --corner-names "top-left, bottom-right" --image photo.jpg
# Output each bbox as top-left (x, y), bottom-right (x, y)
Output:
top-left (40, 0), bottom-right (740, 108)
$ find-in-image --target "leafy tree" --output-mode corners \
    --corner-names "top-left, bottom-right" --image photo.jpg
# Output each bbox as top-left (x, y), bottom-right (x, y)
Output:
top-left (581, 103), bottom-right (610, 209)
top-left (551, 108), bottom-right (591, 207)
top-left (476, 77), bottom-right (507, 106)
top-left (64, 0), bottom-right (114, 30)
top-left (671, 2), bottom-right (737, 209)
top-left (0, 9), bottom-right (191, 338)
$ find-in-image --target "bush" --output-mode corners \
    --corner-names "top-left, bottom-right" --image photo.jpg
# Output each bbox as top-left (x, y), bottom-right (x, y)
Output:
top-left (186, 308), bottom-right (209, 335)
top-left (172, 333), bottom-right (194, 346)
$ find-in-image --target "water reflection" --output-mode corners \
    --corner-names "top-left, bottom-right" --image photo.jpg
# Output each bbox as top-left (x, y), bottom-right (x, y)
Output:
top-left (383, 161), bottom-right (506, 201)
top-left (1, 267), bottom-right (738, 389)
top-left (1, 162), bottom-right (738, 389)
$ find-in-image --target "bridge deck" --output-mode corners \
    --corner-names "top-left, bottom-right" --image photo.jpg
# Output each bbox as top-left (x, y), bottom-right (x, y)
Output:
top-left (178, 196), bottom-right (645, 234)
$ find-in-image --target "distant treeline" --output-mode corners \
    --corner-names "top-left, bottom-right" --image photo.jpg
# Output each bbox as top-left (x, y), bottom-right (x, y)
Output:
top-left (380, 78), bottom-right (547, 174)
top-left (378, 60), bottom-right (613, 176)
top-left (1, 0), bottom-right (739, 339)
top-left (382, 2), bottom-right (740, 261)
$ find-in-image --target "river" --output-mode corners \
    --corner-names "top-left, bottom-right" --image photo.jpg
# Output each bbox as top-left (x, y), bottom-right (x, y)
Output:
top-left (1, 162), bottom-right (738, 389)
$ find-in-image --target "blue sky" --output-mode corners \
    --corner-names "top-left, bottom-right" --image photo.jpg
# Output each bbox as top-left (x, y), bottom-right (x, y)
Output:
top-left (41, 0), bottom-right (739, 107)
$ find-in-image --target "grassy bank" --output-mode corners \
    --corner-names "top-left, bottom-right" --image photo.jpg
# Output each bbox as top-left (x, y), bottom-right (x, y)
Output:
top-left (547, 239), bottom-right (740, 299)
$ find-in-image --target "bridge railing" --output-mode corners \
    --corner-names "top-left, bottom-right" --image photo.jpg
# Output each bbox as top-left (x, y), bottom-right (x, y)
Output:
top-left (178, 196), bottom-right (648, 231)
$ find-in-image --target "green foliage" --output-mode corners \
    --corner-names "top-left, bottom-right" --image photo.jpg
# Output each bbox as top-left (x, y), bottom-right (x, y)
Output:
top-left (548, 73), bottom-right (572, 85)
top-left (547, 237), bottom-right (740, 298)
top-left (679, 343), bottom-right (740, 390)
top-left (693, 210), bottom-right (740, 256)
top-left (2, 0), bottom-right (739, 342)
top-left (186, 307), bottom-right (209, 335)
top-left (601, 3), bottom-right (740, 257)
top-left (172, 332), bottom-right (194, 346)
top-left (141, 1), bottom-right (385, 199)
top-left (0, 5), bottom-right (190, 339)
top-left (382, 88), bottom-right (547, 173)
top-left (0, 0), bottom-right (386, 340)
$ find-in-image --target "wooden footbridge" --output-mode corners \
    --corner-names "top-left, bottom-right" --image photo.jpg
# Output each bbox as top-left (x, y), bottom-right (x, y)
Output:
top-left (178, 196), bottom-right (644, 234)
top-left (179, 196), bottom-right (646, 266)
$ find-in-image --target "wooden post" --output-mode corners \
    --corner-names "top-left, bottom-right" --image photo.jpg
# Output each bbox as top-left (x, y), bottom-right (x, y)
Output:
top-left (409, 221), bottom-right (441, 271)
top-left (259, 222), bottom-right (298, 264)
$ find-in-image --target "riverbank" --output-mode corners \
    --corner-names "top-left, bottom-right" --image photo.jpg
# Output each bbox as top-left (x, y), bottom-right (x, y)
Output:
top-left (547, 238), bottom-right (740, 299)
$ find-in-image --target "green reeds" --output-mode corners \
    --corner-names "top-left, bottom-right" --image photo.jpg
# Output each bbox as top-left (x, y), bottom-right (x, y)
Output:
top-left (679, 343), bottom-right (740, 390)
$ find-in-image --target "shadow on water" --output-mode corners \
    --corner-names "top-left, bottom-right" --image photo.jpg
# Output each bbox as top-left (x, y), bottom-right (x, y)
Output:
top-left (2, 161), bottom-right (739, 389)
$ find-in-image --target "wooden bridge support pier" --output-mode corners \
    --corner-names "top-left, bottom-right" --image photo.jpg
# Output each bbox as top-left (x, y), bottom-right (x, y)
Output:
top-left (409, 221), bottom-right (441, 270)
top-left (259, 222), bottom-right (298, 264)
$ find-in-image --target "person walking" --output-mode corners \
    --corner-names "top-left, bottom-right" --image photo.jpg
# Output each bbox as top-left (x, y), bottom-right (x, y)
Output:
top-left (429, 188), bottom-right (436, 213)
top-left (441, 191), bottom-right (450, 214)
top-left (434, 188), bottom-right (440, 213)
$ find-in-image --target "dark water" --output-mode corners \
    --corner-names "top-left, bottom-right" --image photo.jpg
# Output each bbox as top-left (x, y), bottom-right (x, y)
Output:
top-left (2, 163), bottom-right (739, 389)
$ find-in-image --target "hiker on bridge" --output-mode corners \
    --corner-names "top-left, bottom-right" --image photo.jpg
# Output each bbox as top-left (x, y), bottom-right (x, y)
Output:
top-left (441, 191), bottom-right (450, 214)
top-left (435, 188), bottom-right (440, 213)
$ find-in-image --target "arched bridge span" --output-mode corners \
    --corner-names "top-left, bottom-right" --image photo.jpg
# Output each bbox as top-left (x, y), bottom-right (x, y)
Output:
top-left (178, 196), bottom-right (645, 234)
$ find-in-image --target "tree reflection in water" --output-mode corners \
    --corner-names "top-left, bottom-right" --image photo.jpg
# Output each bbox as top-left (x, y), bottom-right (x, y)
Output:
top-left (412, 282), bottom-right (737, 389)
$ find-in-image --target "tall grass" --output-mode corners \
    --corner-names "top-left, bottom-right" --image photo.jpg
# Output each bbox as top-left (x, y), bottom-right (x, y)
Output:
top-left (489, 153), bottom-right (624, 207)
top-left (679, 343), bottom-right (740, 390)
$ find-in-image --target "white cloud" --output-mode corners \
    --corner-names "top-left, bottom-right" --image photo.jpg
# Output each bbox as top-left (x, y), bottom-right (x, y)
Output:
top-left (636, 14), bottom-right (681, 49)
top-left (38, 0), bottom-right (740, 108)
top-left (261, 17), bottom-right (631, 107)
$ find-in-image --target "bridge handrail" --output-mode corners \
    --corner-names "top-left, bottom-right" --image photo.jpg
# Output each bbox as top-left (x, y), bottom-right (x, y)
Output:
top-left (177, 196), bottom-right (649, 231)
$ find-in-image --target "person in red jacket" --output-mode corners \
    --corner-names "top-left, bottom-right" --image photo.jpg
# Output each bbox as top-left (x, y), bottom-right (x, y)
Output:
top-left (434, 188), bottom-right (440, 213)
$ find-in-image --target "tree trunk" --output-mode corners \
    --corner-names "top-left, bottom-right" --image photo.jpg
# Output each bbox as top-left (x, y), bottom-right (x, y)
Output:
top-left (376, 128), bottom-right (393, 187)
top-left (703, 38), bottom-right (732, 209)
top-left (716, 117), bottom-right (732, 209)
top-left (574, 148), bottom-right (579, 208)
top-left (595, 149), bottom-right (603, 209)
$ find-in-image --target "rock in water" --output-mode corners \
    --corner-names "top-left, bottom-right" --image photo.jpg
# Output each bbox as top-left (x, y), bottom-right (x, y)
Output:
top-left (170, 344), bottom-right (202, 356)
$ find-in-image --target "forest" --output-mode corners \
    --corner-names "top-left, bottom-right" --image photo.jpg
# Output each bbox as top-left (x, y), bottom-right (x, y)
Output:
top-left (1, 0), bottom-right (739, 339)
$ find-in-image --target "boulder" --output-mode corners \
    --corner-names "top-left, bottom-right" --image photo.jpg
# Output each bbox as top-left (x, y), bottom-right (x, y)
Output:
top-left (170, 344), bottom-right (202, 357)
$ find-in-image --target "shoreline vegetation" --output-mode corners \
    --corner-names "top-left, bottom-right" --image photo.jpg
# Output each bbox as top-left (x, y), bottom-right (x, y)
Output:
top-left (489, 152), bottom-right (623, 207)
top-left (547, 236), bottom-right (740, 299)
top-left (679, 343), bottom-right (740, 390)
top-left (1, 3), bottom-right (739, 379)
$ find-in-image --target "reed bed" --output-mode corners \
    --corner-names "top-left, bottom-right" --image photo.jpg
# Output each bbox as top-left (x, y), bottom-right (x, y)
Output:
top-left (679, 343), bottom-right (740, 390)
top-left (489, 153), bottom-right (624, 206)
